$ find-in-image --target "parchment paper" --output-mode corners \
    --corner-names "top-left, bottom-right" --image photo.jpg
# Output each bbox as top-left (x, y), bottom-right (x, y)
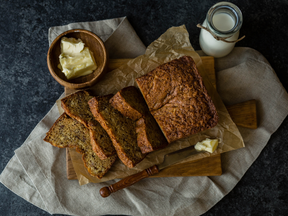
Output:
top-left (68, 25), bottom-right (245, 185)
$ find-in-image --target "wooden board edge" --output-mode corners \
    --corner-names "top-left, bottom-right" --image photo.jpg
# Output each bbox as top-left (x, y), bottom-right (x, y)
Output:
top-left (67, 154), bottom-right (222, 180)
top-left (66, 148), bottom-right (78, 180)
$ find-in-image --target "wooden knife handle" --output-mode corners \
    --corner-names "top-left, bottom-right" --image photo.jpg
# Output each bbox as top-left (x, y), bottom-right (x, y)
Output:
top-left (100, 165), bottom-right (159, 198)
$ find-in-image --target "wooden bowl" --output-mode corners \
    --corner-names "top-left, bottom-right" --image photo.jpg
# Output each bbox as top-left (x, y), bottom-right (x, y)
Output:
top-left (47, 29), bottom-right (108, 89)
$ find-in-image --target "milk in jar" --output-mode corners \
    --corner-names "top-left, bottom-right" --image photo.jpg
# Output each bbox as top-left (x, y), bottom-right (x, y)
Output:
top-left (199, 2), bottom-right (243, 58)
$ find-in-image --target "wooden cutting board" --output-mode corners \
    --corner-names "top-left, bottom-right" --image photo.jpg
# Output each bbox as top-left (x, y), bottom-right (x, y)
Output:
top-left (65, 56), bottom-right (257, 180)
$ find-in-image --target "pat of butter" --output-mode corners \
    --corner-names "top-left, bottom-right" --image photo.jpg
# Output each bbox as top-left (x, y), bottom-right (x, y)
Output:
top-left (58, 37), bottom-right (97, 80)
top-left (194, 138), bottom-right (219, 153)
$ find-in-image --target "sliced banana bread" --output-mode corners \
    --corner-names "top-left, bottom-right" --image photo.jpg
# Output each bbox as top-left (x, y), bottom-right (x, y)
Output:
top-left (88, 95), bottom-right (146, 168)
top-left (110, 86), bottom-right (168, 153)
top-left (44, 113), bottom-right (117, 179)
top-left (61, 91), bottom-right (116, 159)
top-left (136, 114), bottom-right (168, 154)
top-left (109, 86), bottom-right (149, 121)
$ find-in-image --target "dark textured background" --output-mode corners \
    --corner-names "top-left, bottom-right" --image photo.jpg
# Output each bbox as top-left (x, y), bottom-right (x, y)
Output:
top-left (1, 0), bottom-right (288, 215)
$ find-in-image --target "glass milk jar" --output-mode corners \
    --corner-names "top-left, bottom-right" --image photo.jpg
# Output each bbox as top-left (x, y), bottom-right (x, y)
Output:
top-left (199, 2), bottom-right (243, 58)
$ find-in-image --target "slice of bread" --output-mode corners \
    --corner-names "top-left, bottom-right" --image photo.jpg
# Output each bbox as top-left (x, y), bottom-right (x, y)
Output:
top-left (136, 114), bottom-right (168, 154)
top-left (61, 91), bottom-right (116, 159)
top-left (44, 113), bottom-right (117, 179)
top-left (88, 95), bottom-right (146, 168)
top-left (109, 86), bottom-right (149, 121)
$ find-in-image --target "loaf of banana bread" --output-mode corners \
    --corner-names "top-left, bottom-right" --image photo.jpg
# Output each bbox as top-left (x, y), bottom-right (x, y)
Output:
top-left (109, 86), bottom-right (149, 121)
top-left (136, 56), bottom-right (218, 143)
top-left (44, 113), bottom-right (117, 179)
top-left (61, 91), bottom-right (116, 159)
top-left (88, 95), bottom-right (146, 168)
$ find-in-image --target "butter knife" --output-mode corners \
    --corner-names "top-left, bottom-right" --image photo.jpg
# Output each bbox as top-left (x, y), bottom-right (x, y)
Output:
top-left (100, 145), bottom-right (203, 197)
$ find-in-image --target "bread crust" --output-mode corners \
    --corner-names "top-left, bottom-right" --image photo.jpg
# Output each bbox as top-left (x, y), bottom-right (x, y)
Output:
top-left (109, 86), bottom-right (148, 121)
top-left (136, 56), bottom-right (218, 143)
top-left (110, 89), bottom-right (142, 121)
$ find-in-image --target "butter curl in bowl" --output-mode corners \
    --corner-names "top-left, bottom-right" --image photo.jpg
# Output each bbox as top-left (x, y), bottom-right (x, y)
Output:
top-left (47, 29), bottom-right (108, 89)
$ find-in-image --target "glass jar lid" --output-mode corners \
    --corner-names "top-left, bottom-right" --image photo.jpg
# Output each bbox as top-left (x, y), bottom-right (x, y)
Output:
top-left (206, 2), bottom-right (243, 37)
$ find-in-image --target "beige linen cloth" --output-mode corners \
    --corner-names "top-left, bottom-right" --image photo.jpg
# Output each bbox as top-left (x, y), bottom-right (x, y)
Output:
top-left (1, 17), bottom-right (288, 216)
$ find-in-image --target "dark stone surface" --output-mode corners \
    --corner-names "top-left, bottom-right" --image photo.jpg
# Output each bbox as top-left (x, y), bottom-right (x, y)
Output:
top-left (0, 0), bottom-right (288, 215)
